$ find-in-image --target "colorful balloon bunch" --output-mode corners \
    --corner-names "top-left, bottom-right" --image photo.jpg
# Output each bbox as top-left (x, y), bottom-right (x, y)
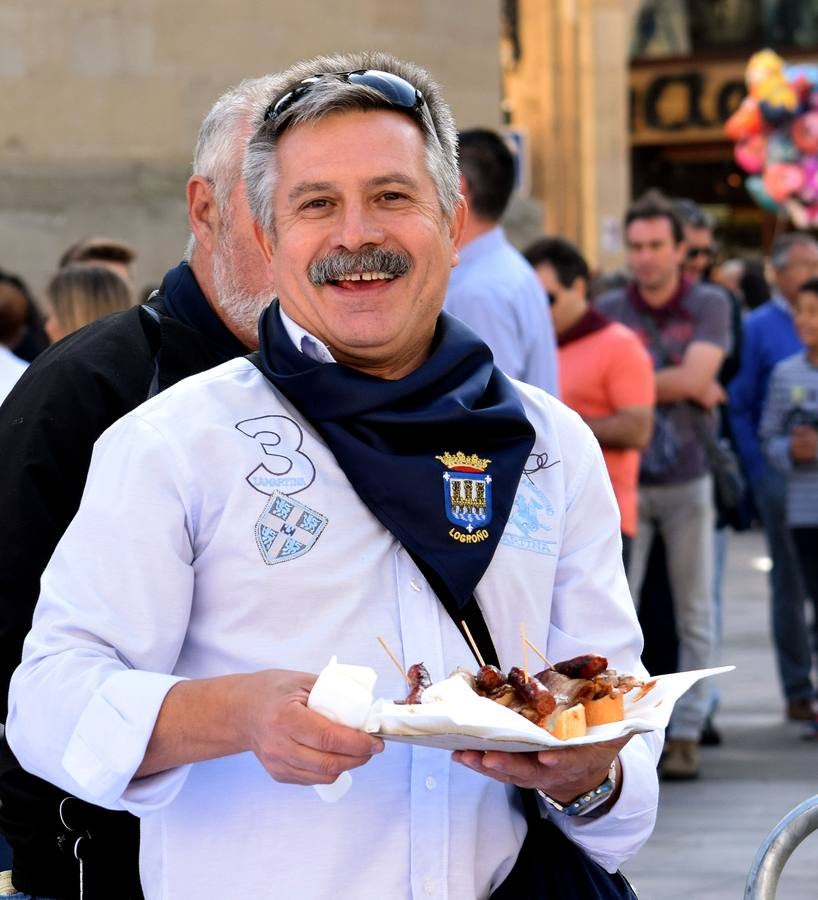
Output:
top-left (726, 49), bottom-right (818, 228)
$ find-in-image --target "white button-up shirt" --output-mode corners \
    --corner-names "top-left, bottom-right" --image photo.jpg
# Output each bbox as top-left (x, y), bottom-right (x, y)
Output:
top-left (8, 345), bottom-right (660, 899)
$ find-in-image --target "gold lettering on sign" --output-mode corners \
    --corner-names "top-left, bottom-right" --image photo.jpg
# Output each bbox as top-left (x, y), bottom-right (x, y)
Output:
top-left (630, 61), bottom-right (746, 146)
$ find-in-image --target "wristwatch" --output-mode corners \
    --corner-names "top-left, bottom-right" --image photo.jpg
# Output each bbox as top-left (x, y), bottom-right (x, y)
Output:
top-left (537, 759), bottom-right (618, 818)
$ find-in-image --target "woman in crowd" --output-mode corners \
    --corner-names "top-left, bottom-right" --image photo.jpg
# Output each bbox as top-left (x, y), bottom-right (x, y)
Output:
top-left (44, 264), bottom-right (133, 343)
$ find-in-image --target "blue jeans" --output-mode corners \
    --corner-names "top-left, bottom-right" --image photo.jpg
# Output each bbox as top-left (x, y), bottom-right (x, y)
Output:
top-left (628, 475), bottom-right (716, 739)
top-left (0, 872), bottom-right (56, 900)
top-left (753, 468), bottom-right (815, 701)
top-left (2, 894), bottom-right (57, 899)
top-left (790, 528), bottom-right (818, 660)
top-left (707, 525), bottom-right (728, 716)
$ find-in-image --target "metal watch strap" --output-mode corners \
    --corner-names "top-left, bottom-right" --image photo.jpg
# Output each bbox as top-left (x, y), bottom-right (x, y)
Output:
top-left (537, 759), bottom-right (617, 817)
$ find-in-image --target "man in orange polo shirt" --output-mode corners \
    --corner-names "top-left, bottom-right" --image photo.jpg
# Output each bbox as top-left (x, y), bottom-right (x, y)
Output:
top-left (525, 237), bottom-right (655, 567)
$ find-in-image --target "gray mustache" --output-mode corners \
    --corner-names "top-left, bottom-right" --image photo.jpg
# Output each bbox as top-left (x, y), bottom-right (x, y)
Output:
top-left (308, 248), bottom-right (411, 285)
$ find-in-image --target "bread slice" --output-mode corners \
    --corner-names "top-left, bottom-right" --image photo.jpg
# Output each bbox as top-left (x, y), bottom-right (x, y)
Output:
top-left (546, 703), bottom-right (587, 739)
top-left (583, 692), bottom-right (624, 727)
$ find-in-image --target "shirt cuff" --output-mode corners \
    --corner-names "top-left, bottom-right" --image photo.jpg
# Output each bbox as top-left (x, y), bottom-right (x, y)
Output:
top-left (62, 669), bottom-right (191, 813)
top-left (540, 732), bottom-right (661, 872)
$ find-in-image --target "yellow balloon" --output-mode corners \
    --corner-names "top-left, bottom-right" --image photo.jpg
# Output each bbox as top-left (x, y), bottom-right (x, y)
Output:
top-left (747, 49), bottom-right (786, 98)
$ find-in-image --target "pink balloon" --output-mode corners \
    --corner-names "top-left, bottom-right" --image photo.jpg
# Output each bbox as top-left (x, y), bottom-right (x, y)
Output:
top-left (735, 134), bottom-right (767, 173)
top-left (792, 111), bottom-right (818, 154)
top-left (764, 162), bottom-right (805, 202)
top-left (799, 157), bottom-right (818, 203)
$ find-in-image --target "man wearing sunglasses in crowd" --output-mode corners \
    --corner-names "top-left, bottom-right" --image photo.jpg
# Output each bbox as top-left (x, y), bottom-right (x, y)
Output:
top-left (676, 201), bottom-right (717, 285)
top-left (7, 53), bottom-right (661, 899)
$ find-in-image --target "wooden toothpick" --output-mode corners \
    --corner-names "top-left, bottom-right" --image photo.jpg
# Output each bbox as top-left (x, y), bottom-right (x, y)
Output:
top-left (377, 636), bottom-right (411, 685)
top-left (524, 637), bottom-right (555, 671)
top-left (459, 620), bottom-right (486, 668)
top-left (521, 623), bottom-right (529, 681)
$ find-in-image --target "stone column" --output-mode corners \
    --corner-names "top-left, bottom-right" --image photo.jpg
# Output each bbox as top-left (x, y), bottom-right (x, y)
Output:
top-left (503, 0), bottom-right (639, 272)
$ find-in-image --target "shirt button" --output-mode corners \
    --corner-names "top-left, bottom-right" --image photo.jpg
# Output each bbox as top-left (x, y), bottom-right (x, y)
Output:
top-left (425, 775), bottom-right (436, 790)
top-left (424, 879), bottom-right (436, 895)
top-left (409, 579), bottom-right (422, 592)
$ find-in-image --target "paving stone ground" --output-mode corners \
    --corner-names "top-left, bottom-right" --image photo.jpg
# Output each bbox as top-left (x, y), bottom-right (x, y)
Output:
top-left (623, 528), bottom-right (817, 899)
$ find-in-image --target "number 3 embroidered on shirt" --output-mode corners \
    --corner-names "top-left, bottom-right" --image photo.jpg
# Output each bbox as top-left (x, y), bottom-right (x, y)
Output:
top-left (236, 415), bottom-right (316, 496)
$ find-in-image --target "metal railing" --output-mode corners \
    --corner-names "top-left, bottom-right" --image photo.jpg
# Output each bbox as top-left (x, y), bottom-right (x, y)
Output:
top-left (744, 794), bottom-right (818, 899)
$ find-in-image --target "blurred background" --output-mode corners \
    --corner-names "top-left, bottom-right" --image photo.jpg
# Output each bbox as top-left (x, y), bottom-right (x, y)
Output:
top-left (2, 5), bottom-right (818, 894)
top-left (1, 0), bottom-right (817, 304)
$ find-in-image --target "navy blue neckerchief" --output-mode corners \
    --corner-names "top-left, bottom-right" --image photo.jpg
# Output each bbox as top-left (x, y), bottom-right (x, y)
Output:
top-left (252, 301), bottom-right (536, 612)
top-left (159, 262), bottom-right (249, 362)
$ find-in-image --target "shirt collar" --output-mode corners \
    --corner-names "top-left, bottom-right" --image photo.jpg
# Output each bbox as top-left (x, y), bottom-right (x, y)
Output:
top-left (772, 293), bottom-right (795, 317)
top-left (278, 306), bottom-right (336, 364)
top-left (627, 275), bottom-right (692, 318)
top-left (458, 225), bottom-right (505, 264)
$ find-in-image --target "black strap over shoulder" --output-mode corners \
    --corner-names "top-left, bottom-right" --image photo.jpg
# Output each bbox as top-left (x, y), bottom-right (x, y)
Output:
top-left (138, 302), bottom-right (163, 399)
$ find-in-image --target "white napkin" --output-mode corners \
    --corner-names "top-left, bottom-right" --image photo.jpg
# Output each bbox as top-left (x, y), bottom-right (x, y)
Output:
top-left (307, 656), bottom-right (378, 801)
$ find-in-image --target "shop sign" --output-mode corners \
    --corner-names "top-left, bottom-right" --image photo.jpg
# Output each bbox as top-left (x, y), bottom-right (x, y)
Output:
top-left (630, 61), bottom-right (746, 145)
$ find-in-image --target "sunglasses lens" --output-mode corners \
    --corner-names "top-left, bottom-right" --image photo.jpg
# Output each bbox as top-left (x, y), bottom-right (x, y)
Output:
top-left (266, 70), bottom-right (424, 124)
top-left (346, 71), bottom-right (422, 110)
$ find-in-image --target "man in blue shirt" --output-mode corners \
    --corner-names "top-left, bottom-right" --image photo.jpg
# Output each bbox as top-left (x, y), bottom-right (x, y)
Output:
top-left (728, 232), bottom-right (818, 721)
top-left (444, 128), bottom-right (559, 395)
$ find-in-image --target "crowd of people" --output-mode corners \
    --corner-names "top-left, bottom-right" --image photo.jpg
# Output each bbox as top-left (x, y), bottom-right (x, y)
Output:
top-left (0, 50), bottom-right (815, 900)
top-left (0, 237), bottom-right (137, 404)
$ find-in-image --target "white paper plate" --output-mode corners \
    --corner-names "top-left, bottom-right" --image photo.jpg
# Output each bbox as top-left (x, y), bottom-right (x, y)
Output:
top-left (366, 665), bottom-right (735, 751)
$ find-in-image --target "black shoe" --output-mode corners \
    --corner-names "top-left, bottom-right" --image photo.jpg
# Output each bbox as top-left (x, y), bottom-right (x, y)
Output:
top-left (787, 698), bottom-right (818, 721)
top-left (699, 716), bottom-right (722, 746)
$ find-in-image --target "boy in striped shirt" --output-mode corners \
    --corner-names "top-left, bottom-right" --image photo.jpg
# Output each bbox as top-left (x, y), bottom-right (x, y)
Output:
top-left (760, 277), bottom-right (818, 715)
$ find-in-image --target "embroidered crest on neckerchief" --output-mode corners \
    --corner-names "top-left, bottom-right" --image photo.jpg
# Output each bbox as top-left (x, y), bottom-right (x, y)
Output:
top-left (255, 490), bottom-right (328, 565)
top-left (436, 451), bottom-right (492, 543)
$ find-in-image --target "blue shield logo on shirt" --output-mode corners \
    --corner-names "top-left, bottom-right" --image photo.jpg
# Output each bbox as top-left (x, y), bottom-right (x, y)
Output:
top-left (255, 490), bottom-right (328, 565)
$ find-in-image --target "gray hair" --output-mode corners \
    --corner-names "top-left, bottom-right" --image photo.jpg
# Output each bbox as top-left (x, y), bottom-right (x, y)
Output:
top-left (672, 198), bottom-right (715, 232)
top-left (185, 73), bottom-right (287, 259)
top-left (770, 233), bottom-right (818, 271)
top-left (244, 51), bottom-right (460, 236)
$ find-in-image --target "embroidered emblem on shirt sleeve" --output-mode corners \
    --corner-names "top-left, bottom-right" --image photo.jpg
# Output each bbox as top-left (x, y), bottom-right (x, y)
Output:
top-left (255, 490), bottom-right (328, 565)
top-left (436, 451), bottom-right (492, 543)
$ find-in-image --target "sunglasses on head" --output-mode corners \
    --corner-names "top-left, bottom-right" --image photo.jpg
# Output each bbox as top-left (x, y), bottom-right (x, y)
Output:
top-left (686, 246), bottom-right (715, 260)
top-left (265, 69), bottom-right (428, 129)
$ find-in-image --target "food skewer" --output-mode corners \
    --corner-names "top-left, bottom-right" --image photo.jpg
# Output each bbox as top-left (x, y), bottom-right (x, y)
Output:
top-left (523, 637), bottom-right (555, 671)
top-left (459, 620), bottom-right (486, 668)
top-left (377, 635), bottom-right (411, 685)
top-left (520, 623), bottom-right (529, 681)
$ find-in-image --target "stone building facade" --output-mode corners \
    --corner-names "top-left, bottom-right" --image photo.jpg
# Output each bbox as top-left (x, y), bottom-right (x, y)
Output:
top-left (0, 2), bottom-right (501, 299)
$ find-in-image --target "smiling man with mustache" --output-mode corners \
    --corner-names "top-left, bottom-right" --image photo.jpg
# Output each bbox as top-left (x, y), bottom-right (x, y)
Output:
top-left (7, 52), bottom-right (660, 900)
